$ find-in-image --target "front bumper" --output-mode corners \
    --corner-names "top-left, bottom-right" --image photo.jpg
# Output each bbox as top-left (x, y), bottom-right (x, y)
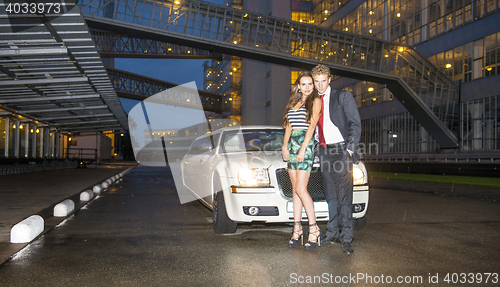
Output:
top-left (223, 185), bottom-right (368, 223)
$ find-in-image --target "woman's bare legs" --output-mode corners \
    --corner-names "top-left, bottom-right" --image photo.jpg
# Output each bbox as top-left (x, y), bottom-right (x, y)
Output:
top-left (288, 169), bottom-right (319, 247)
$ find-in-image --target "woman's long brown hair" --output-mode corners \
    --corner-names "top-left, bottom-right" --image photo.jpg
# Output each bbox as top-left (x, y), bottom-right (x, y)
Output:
top-left (282, 71), bottom-right (319, 128)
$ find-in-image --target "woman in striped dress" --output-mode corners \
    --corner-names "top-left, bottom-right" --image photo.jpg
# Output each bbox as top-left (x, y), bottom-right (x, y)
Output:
top-left (282, 71), bottom-right (322, 249)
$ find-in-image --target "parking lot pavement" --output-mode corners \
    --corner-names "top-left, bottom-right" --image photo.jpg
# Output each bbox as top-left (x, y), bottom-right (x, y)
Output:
top-left (0, 164), bottom-right (135, 266)
top-left (2, 164), bottom-right (498, 270)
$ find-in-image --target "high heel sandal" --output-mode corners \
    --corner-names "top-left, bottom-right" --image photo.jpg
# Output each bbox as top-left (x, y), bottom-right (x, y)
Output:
top-left (288, 221), bottom-right (303, 247)
top-left (304, 223), bottom-right (321, 250)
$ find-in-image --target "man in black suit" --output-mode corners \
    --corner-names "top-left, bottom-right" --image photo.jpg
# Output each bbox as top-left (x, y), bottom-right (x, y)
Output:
top-left (311, 64), bottom-right (361, 254)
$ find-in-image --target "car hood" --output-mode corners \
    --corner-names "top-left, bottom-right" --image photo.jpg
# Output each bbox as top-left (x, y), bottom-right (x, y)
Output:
top-left (219, 151), bottom-right (285, 176)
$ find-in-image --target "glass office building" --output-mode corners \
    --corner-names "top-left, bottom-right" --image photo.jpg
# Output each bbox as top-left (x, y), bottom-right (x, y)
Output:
top-left (204, 0), bottom-right (499, 154)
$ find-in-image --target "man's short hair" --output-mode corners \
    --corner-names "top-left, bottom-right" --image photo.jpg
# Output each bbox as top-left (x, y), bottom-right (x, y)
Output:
top-left (311, 64), bottom-right (331, 78)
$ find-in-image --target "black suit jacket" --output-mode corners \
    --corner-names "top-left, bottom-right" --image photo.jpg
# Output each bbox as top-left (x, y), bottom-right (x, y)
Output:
top-left (327, 87), bottom-right (362, 161)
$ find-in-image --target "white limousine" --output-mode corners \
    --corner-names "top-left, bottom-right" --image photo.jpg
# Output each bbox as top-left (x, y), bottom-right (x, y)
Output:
top-left (180, 126), bottom-right (369, 234)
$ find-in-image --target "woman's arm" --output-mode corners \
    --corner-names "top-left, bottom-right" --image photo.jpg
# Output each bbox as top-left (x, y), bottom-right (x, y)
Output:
top-left (297, 98), bottom-right (322, 161)
top-left (282, 123), bottom-right (292, 161)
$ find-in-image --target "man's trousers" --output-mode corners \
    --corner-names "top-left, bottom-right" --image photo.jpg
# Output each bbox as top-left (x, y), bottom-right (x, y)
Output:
top-left (319, 144), bottom-right (354, 243)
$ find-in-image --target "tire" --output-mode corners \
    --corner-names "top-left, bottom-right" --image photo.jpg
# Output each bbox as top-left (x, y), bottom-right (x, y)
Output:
top-left (353, 216), bottom-right (366, 230)
top-left (213, 176), bottom-right (237, 234)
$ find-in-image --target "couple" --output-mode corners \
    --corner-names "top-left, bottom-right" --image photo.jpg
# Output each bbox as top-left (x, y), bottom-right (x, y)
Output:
top-left (282, 64), bottom-right (361, 254)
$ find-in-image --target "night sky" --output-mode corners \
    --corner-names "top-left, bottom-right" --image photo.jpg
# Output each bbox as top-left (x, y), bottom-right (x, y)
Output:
top-left (113, 0), bottom-right (224, 114)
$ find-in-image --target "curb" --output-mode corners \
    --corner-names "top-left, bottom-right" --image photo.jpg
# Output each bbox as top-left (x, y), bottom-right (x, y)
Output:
top-left (0, 167), bottom-right (135, 268)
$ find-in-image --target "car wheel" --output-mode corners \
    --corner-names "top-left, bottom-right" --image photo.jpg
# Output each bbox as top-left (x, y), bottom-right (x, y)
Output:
top-left (353, 216), bottom-right (366, 230)
top-left (213, 176), bottom-right (237, 234)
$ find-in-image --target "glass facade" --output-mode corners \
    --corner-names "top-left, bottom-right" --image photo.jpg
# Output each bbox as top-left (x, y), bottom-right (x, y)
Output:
top-left (361, 95), bottom-right (500, 153)
top-left (203, 56), bottom-right (242, 124)
top-left (332, 0), bottom-right (499, 45)
top-left (211, 0), bottom-right (499, 153)
top-left (311, 0), bottom-right (351, 25)
top-left (428, 32), bottom-right (500, 82)
top-left (461, 95), bottom-right (499, 151)
top-left (361, 112), bottom-right (438, 154)
top-left (346, 31), bottom-right (500, 152)
top-left (292, 11), bottom-right (313, 23)
top-left (323, 0), bottom-right (500, 152)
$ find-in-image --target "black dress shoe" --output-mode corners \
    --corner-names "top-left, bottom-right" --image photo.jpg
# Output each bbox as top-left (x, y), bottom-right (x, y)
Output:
top-left (321, 235), bottom-right (340, 245)
top-left (342, 242), bottom-right (354, 254)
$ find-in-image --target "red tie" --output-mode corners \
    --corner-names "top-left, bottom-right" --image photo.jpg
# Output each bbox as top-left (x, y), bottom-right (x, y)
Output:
top-left (318, 94), bottom-right (326, 148)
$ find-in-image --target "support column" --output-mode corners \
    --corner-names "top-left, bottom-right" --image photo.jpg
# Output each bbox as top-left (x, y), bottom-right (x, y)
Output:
top-left (31, 125), bottom-right (37, 158)
top-left (420, 126), bottom-right (429, 152)
top-left (268, 0), bottom-right (291, 126)
top-left (473, 39), bottom-right (484, 80)
top-left (241, 0), bottom-right (291, 126)
top-left (421, 0), bottom-right (429, 42)
top-left (38, 127), bottom-right (43, 158)
top-left (382, 86), bottom-right (390, 101)
top-left (484, 118), bottom-right (494, 150)
top-left (468, 102), bottom-right (483, 150)
top-left (54, 132), bottom-right (60, 158)
top-left (381, 117), bottom-right (389, 153)
top-left (43, 128), bottom-right (50, 157)
top-left (13, 120), bottom-right (19, 157)
top-left (51, 131), bottom-right (56, 158)
top-left (383, 0), bottom-right (391, 41)
top-left (24, 123), bottom-right (29, 158)
top-left (3, 118), bottom-right (8, 157)
top-left (242, 59), bottom-right (267, 125)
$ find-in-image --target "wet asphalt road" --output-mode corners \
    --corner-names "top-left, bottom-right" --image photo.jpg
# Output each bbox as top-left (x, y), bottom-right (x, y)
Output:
top-left (0, 166), bottom-right (499, 286)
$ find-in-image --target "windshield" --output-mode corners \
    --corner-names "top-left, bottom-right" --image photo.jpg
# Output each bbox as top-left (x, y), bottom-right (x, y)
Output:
top-left (221, 129), bottom-right (285, 153)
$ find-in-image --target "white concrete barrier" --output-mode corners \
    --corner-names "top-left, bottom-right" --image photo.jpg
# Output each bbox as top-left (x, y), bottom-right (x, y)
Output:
top-left (10, 215), bottom-right (44, 243)
top-left (93, 184), bottom-right (103, 194)
top-left (106, 178), bottom-right (113, 186)
top-left (101, 181), bottom-right (109, 189)
top-left (53, 199), bottom-right (75, 217)
top-left (80, 189), bottom-right (94, 202)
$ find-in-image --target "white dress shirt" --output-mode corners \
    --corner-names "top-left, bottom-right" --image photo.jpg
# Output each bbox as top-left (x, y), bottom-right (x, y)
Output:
top-left (321, 86), bottom-right (345, 144)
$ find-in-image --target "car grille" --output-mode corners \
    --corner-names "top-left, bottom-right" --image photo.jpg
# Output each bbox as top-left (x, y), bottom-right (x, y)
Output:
top-left (276, 168), bottom-right (326, 201)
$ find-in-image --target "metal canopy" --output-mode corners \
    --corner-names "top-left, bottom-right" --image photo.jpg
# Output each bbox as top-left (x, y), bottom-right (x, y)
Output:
top-left (0, 0), bottom-right (128, 133)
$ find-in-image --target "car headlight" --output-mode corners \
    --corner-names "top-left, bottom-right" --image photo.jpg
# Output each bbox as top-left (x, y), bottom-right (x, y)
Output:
top-left (238, 168), bottom-right (270, 187)
top-left (353, 166), bottom-right (366, 186)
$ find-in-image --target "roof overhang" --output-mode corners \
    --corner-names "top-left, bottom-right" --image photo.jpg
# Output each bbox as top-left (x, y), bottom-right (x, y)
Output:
top-left (0, 0), bottom-right (128, 133)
